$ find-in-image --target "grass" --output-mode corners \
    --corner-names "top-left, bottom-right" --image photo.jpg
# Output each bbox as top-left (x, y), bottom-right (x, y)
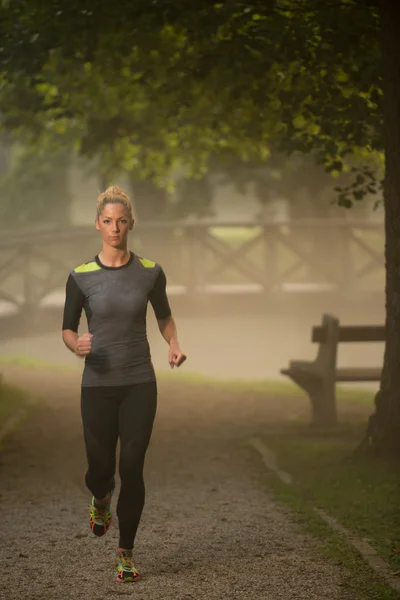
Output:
top-left (255, 420), bottom-right (400, 598)
top-left (0, 355), bottom-right (394, 595)
top-left (0, 379), bottom-right (29, 434)
top-left (158, 368), bottom-right (376, 401)
top-left (158, 369), bottom-right (395, 597)
top-left (0, 355), bottom-right (376, 413)
top-left (210, 226), bottom-right (262, 244)
top-left (266, 488), bottom-right (400, 600)
top-left (0, 353), bottom-right (369, 389)
top-left (0, 356), bottom-right (62, 444)
top-left (0, 354), bottom-right (80, 371)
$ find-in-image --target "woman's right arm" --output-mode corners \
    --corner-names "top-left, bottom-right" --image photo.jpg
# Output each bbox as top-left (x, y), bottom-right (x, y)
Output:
top-left (62, 329), bottom-right (79, 353)
top-left (62, 329), bottom-right (92, 356)
top-left (62, 274), bottom-right (92, 356)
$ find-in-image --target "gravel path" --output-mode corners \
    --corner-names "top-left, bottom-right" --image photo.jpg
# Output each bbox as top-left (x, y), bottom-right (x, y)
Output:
top-left (0, 367), bottom-right (355, 600)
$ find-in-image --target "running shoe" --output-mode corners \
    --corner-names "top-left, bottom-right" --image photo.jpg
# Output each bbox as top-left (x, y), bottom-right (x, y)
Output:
top-left (88, 494), bottom-right (112, 537)
top-left (115, 551), bottom-right (140, 583)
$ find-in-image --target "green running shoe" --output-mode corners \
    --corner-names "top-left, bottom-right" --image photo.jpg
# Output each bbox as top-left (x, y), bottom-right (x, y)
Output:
top-left (88, 494), bottom-right (112, 537)
top-left (115, 551), bottom-right (140, 583)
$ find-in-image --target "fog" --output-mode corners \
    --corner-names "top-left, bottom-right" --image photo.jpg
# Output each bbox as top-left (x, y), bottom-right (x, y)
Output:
top-left (0, 160), bottom-right (385, 388)
top-left (0, 296), bottom-right (384, 388)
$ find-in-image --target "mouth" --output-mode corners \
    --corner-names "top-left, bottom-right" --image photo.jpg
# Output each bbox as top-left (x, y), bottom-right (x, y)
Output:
top-left (110, 236), bottom-right (120, 241)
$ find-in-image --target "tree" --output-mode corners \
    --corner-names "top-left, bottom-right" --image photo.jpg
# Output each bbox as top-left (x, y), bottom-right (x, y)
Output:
top-left (2, 0), bottom-right (400, 455)
top-left (360, 0), bottom-right (400, 457)
top-left (0, 1), bottom-right (381, 190)
top-left (0, 139), bottom-right (72, 226)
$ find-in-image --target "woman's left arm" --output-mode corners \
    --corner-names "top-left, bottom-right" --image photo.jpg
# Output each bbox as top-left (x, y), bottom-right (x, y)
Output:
top-left (157, 315), bottom-right (186, 368)
top-left (149, 267), bottom-right (187, 368)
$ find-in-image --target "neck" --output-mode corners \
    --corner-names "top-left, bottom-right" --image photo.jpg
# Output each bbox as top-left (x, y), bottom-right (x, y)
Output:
top-left (98, 246), bottom-right (131, 267)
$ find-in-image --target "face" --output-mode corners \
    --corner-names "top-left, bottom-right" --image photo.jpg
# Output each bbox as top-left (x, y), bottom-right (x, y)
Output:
top-left (96, 203), bottom-right (134, 249)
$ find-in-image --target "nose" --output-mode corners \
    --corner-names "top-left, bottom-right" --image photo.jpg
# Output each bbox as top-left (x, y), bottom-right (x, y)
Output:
top-left (113, 222), bottom-right (120, 232)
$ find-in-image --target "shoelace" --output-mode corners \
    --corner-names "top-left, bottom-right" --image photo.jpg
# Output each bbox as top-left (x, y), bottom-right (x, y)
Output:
top-left (90, 503), bottom-right (109, 523)
top-left (118, 554), bottom-right (134, 571)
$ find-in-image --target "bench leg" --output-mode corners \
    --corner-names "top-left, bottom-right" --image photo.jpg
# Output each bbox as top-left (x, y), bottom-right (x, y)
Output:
top-left (307, 380), bottom-right (338, 427)
top-left (286, 372), bottom-right (338, 426)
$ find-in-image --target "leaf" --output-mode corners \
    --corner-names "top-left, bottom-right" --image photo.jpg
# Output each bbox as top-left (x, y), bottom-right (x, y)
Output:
top-left (306, 123), bottom-right (321, 135)
top-left (353, 189), bottom-right (365, 201)
top-left (292, 115), bottom-right (308, 130)
top-left (0, 0), bottom-right (382, 202)
top-left (355, 174), bottom-right (365, 185)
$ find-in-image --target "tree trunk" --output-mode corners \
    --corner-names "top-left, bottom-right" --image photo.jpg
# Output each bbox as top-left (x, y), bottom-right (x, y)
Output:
top-left (127, 176), bottom-right (168, 221)
top-left (362, 0), bottom-right (400, 457)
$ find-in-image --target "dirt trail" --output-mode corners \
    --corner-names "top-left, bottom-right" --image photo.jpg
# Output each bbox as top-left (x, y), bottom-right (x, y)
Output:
top-left (0, 366), bottom-right (355, 600)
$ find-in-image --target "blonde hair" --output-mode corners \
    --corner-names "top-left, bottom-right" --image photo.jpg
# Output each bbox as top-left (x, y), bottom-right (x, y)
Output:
top-left (96, 186), bottom-right (133, 220)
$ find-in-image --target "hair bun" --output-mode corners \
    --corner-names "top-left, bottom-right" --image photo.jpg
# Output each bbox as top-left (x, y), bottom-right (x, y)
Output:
top-left (97, 186), bottom-right (133, 219)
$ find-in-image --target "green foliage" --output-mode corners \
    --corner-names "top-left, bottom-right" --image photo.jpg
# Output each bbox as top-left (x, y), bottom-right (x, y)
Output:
top-left (0, 0), bottom-right (383, 200)
top-left (0, 140), bottom-right (73, 226)
top-left (0, 380), bottom-right (29, 436)
top-left (334, 164), bottom-right (384, 209)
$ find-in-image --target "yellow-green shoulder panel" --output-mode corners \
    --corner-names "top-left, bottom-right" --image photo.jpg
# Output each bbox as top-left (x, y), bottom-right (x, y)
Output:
top-left (74, 262), bottom-right (102, 273)
top-left (139, 257), bottom-right (156, 268)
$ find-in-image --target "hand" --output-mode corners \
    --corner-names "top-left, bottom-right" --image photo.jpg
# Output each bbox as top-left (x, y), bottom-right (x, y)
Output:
top-left (75, 333), bottom-right (93, 357)
top-left (169, 343), bottom-right (186, 369)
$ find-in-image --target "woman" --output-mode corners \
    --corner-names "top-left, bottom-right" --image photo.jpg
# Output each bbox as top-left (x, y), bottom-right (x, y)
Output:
top-left (62, 186), bottom-right (186, 583)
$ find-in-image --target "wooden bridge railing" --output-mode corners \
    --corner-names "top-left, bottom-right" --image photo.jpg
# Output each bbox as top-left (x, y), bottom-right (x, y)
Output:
top-left (0, 219), bottom-right (384, 315)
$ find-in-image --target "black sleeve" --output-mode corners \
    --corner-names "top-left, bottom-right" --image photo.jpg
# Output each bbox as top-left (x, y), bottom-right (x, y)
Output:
top-left (149, 267), bottom-right (172, 320)
top-left (62, 274), bottom-right (84, 332)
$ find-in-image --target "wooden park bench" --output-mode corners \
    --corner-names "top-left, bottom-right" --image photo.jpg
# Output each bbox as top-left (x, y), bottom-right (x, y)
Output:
top-left (280, 314), bottom-right (384, 426)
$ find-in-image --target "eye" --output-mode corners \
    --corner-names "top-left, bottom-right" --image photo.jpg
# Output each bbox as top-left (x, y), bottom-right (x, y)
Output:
top-left (103, 219), bottom-right (110, 224)
top-left (120, 219), bottom-right (127, 224)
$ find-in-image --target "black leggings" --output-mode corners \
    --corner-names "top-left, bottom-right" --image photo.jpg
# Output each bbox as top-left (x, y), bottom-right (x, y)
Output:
top-left (81, 382), bottom-right (157, 549)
